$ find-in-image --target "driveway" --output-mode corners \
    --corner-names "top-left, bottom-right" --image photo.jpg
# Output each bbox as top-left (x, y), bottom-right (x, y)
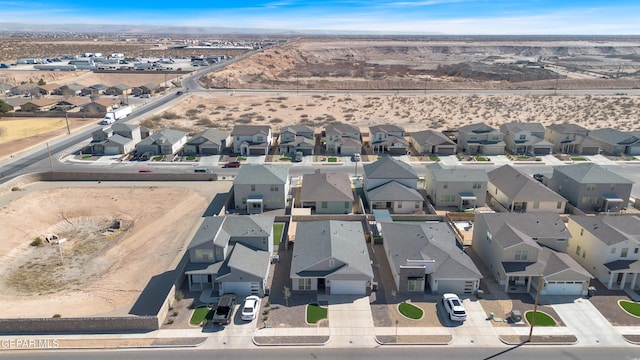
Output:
top-left (322, 295), bottom-right (376, 347)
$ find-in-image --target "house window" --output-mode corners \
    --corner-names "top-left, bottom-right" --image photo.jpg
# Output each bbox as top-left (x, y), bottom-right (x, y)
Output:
top-left (581, 196), bottom-right (592, 204)
top-left (215, 248), bottom-right (222, 259)
top-left (443, 183), bottom-right (448, 189)
top-left (621, 248), bottom-right (628, 258)
top-left (440, 195), bottom-right (455, 202)
top-left (345, 202), bottom-right (350, 209)
top-left (635, 248), bottom-right (639, 254)
top-left (407, 277), bottom-right (424, 292)
top-left (473, 182), bottom-right (481, 189)
top-left (298, 278), bottom-right (312, 290)
top-left (610, 248), bottom-right (616, 254)
top-left (576, 245), bottom-right (581, 256)
top-left (321, 201), bottom-right (328, 209)
top-left (415, 202), bottom-right (421, 209)
top-left (242, 197), bottom-right (247, 204)
top-left (270, 184), bottom-right (279, 191)
top-left (251, 184), bottom-right (256, 191)
top-left (557, 201), bottom-right (562, 209)
top-left (514, 249), bottom-right (528, 261)
top-left (257, 136), bottom-right (264, 142)
top-left (533, 201), bottom-right (540, 209)
top-left (397, 202), bottom-right (402, 209)
top-left (519, 134), bottom-right (526, 140)
top-left (586, 184), bottom-right (595, 191)
top-left (486, 231), bottom-right (492, 243)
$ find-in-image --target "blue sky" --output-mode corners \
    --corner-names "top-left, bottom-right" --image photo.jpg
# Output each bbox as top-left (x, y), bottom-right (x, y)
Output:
top-left (1, 0), bottom-right (639, 34)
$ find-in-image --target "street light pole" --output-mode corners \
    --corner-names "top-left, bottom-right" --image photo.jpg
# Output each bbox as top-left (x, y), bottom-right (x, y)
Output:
top-left (528, 276), bottom-right (544, 342)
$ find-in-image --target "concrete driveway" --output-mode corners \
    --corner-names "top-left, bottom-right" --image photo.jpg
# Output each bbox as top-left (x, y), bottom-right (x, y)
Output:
top-left (322, 295), bottom-right (376, 347)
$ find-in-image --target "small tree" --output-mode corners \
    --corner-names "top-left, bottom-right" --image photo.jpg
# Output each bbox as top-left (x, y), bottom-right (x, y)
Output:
top-left (37, 78), bottom-right (46, 86)
top-left (283, 286), bottom-right (291, 307)
top-left (0, 100), bottom-right (11, 114)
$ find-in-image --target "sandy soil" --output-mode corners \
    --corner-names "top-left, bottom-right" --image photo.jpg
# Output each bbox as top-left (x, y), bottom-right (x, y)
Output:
top-left (0, 70), bottom-right (178, 88)
top-left (0, 181), bottom-right (226, 318)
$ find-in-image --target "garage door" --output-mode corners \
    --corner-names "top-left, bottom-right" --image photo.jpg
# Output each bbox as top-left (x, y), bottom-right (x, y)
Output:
top-left (330, 280), bottom-right (366, 295)
top-left (543, 281), bottom-right (584, 295)
top-left (222, 282), bottom-right (253, 296)
top-left (628, 146), bottom-right (640, 156)
top-left (436, 279), bottom-right (470, 295)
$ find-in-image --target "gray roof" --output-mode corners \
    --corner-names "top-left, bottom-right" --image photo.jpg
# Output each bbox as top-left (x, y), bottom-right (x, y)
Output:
top-left (104, 134), bottom-right (132, 146)
top-left (187, 129), bottom-right (229, 146)
top-left (367, 181), bottom-right (423, 201)
top-left (291, 220), bottom-right (373, 278)
top-left (569, 215), bottom-right (640, 246)
top-left (503, 247), bottom-right (592, 278)
top-left (479, 212), bottom-right (571, 243)
top-left (381, 222), bottom-right (482, 280)
top-left (363, 156), bottom-right (417, 179)
top-left (281, 125), bottom-right (314, 136)
top-left (429, 166), bottom-right (488, 183)
top-left (411, 130), bottom-right (456, 146)
top-left (110, 122), bottom-right (139, 133)
top-left (370, 124), bottom-right (404, 134)
top-left (501, 122), bottom-right (546, 135)
top-left (232, 125), bottom-right (271, 136)
top-left (188, 216), bottom-right (274, 249)
top-left (325, 123), bottom-right (360, 137)
top-left (546, 123), bottom-right (590, 136)
top-left (221, 242), bottom-right (271, 279)
top-left (459, 122), bottom-right (500, 134)
top-left (301, 170), bottom-right (354, 202)
top-left (589, 128), bottom-right (640, 145)
top-left (553, 163), bottom-right (633, 184)
top-left (234, 165), bottom-right (289, 185)
top-left (488, 165), bottom-right (566, 202)
top-left (137, 129), bottom-right (187, 146)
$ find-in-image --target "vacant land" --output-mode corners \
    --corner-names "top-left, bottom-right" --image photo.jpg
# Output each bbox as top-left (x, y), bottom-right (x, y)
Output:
top-left (0, 181), bottom-right (227, 318)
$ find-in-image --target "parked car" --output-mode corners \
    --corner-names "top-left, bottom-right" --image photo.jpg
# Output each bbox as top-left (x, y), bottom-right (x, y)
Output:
top-left (194, 168), bottom-right (213, 173)
top-left (212, 293), bottom-right (237, 325)
top-left (176, 91), bottom-right (183, 96)
top-left (140, 94), bottom-right (151, 98)
top-left (442, 293), bottom-right (467, 322)
top-left (138, 168), bottom-right (153, 173)
top-left (352, 153), bottom-right (361, 162)
top-left (241, 296), bottom-right (260, 321)
top-left (222, 161), bottom-right (241, 168)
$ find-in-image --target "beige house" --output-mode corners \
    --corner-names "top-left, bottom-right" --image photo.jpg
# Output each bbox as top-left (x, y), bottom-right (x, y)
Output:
top-left (300, 170), bottom-right (354, 214)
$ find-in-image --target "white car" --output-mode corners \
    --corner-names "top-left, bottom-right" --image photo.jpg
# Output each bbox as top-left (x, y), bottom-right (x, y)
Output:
top-left (241, 296), bottom-right (260, 321)
top-left (442, 293), bottom-right (467, 322)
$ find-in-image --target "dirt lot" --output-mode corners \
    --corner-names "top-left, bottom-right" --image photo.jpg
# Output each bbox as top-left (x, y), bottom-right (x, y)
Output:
top-left (0, 181), bottom-right (231, 318)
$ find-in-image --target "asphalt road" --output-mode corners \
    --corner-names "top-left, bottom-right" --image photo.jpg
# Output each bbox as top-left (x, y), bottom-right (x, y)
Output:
top-left (4, 346), bottom-right (640, 360)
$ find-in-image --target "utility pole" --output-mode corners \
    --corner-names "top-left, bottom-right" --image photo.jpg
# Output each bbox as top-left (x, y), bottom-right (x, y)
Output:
top-left (46, 142), bottom-right (54, 172)
top-left (65, 112), bottom-right (70, 135)
top-left (528, 276), bottom-right (544, 342)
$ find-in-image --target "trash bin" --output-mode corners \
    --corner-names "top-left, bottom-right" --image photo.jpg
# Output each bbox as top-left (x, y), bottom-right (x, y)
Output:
top-left (587, 286), bottom-right (596, 298)
top-left (510, 310), bottom-right (522, 322)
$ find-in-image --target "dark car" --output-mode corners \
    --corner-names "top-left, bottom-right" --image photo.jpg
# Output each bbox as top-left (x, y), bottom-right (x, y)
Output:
top-left (222, 161), bottom-right (241, 168)
top-left (176, 91), bottom-right (183, 96)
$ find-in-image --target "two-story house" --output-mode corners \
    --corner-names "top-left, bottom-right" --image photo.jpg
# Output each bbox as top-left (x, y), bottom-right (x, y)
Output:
top-left (300, 170), bottom-right (354, 214)
top-left (134, 129), bottom-right (188, 156)
top-left (185, 216), bottom-right (274, 297)
top-left (500, 122), bottom-right (553, 155)
top-left (472, 212), bottom-right (592, 296)
top-left (290, 220), bottom-right (373, 295)
top-left (457, 123), bottom-right (505, 155)
top-left (183, 129), bottom-right (230, 155)
top-left (325, 124), bottom-right (362, 155)
top-left (369, 124), bottom-right (409, 154)
top-left (566, 215), bottom-right (640, 290)
top-left (544, 123), bottom-right (600, 155)
top-left (424, 163), bottom-right (487, 210)
top-left (487, 165), bottom-right (567, 213)
top-left (547, 163), bottom-right (633, 213)
top-left (278, 125), bottom-right (315, 156)
top-left (233, 165), bottom-right (290, 213)
top-left (363, 156), bottom-right (423, 214)
top-left (91, 123), bottom-right (141, 155)
top-left (231, 125), bottom-right (272, 155)
top-left (588, 128), bottom-right (640, 156)
top-left (410, 130), bottom-right (457, 155)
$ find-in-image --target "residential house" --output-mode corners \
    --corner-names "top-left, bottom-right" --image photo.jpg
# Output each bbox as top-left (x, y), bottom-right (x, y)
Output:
top-left (363, 156), bottom-right (423, 213)
top-left (566, 215), bottom-right (640, 290)
top-left (105, 84), bottom-right (133, 96)
top-left (500, 122), bottom-right (553, 155)
top-left (325, 124), bottom-right (362, 155)
top-left (290, 220), bottom-right (373, 295)
top-left (134, 129), bottom-right (188, 156)
top-left (132, 83), bottom-right (159, 96)
top-left (487, 165), bottom-right (567, 213)
top-left (56, 96), bottom-right (91, 112)
top-left (183, 129), bottom-right (230, 155)
top-left (300, 170), bottom-right (353, 214)
top-left (472, 212), bottom-right (592, 295)
top-left (82, 98), bottom-right (118, 114)
top-left (3, 97), bottom-right (30, 111)
top-left (9, 84), bottom-right (38, 96)
top-left (0, 83), bottom-right (13, 95)
top-left (547, 163), bottom-right (633, 212)
top-left (91, 123), bottom-right (141, 155)
top-left (424, 163), bottom-right (487, 210)
top-left (457, 123), bottom-right (505, 155)
top-left (185, 216), bottom-right (274, 297)
top-left (81, 83), bottom-right (109, 96)
top-left (55, 83), bottom-right (86, 96)
top-left (231, 125), bottom-right (272, 155)
top-left (233, 165), bottom-right (290, 213)
top-left (278, 125), bottom-right (315, 156)
top-left (21, 99), bottom-right (58, 112)
top-left (369, 124), bottom-right (409, 154)
top-left (36, 83), bottom-right (60, 95)
top-left (544, 123), bottom-right (600, 155)
top-left (410, 130), bottom-right (457, 155)
top-left (381, 222), bottom-right (482, 295)
top-left (588, 128), bottom-right (640, 156)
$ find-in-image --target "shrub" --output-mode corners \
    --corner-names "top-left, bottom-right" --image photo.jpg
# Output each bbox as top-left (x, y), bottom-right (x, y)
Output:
top-left (167, 319), bottom-right (174, 325)
top-left (30, 237), bottom-right (44, 247)
top-left (175, 290), bottom-right (184, 301)
top-left (52, 314), bottom-right (61, 318)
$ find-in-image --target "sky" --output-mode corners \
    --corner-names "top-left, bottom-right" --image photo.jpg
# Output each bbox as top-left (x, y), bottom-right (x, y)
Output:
top-left (1, 0), bottom-right (640, 35)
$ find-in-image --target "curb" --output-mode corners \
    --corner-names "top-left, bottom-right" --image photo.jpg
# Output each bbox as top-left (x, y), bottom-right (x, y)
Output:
top-left (497, 336), bottom-right (578, 346)
top-left (374, 335), bottom-right (452, 346)
top-left (252, 336), bottom-right (330, 347)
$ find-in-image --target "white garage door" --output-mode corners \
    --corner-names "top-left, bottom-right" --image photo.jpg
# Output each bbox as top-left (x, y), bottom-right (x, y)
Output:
top-left (544, 281), bottom-right (584, 295)
top-left (222, 282), bottom-right (253, 296)
top-left (330, 280), bottom-right (366, 295)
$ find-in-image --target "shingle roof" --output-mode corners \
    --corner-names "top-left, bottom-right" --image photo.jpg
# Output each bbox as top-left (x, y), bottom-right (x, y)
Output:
top-left (137, 129), bottom-right (187, 146)
top-left (281, 125), bottom-right (314, 136)
top-left (501, 122), bottom-right (545, 134)
top-left (234, 165), bottom-right (289, 185)
top-left (301, 170), bottom-right (353, 202)
top-left (222, 242), bottom-right (271, 279)
top-left (429, 166), bottom-right (488, 183)
top-left (546, 123), bottom-right (590, 135)
top-left (589, 128), bottom-right (640, 145)
top-left (291, 220), bottom-right (373, 278)
top-left (188, 216), bottom-right (274, 249)
top-left (187, 129), bottom-right (229, 146)
top-left (488, 165), bottom-right (566, 202)
top-left (381, 222), bottom-right (482, 280)
top-left (553, 163), bottom-right (633, 184)
top-left (502, 247), bottom-right (592, 278)
top-left (363, 156), bottom-right (417, 179)
top-left (411, 130), bottom-right (456, 146)
top-left (370, 124), bottom-right (404, 134)
top-left (366, 181), bottom-right (423, 201)
top-left (479, 212), bottom-right (571, 242)
top-left (569, 215), bottom-right (640, 246)
top-left (325, 124), bottom-right (360, 136)
top-left (232, 125), bottom-right (270, 136)
top-left (459, 122), bottom-right (499, 134)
